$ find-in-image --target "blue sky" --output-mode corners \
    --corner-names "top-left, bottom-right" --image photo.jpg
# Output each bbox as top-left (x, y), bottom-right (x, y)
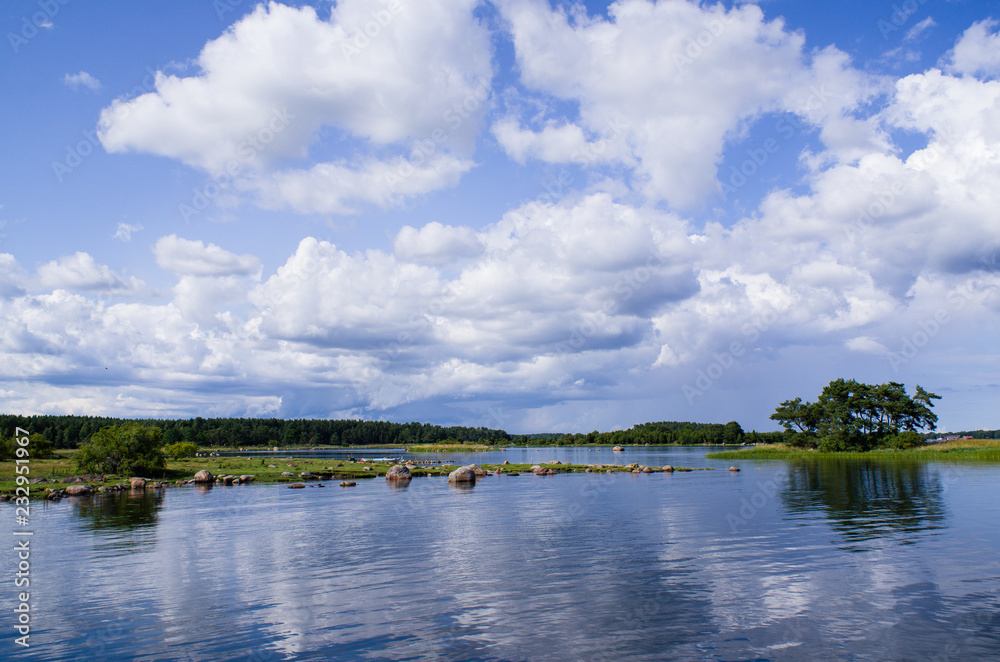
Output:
top-left (2, 0), bottom-right (999, 434)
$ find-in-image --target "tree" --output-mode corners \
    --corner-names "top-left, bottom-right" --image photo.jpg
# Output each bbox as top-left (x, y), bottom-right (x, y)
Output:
top-left (770, 398), bottom-right (820, 434)
top-left (722, 421), bottom-right (744, 444)
top-left (163, 441), bottom-right (199, 459)
top-left (28, 433), bottom-right (55, 459)
top-left (770, 379), bottom-right (941, 451)
top-left (76, 424), bottom-right (166, 476)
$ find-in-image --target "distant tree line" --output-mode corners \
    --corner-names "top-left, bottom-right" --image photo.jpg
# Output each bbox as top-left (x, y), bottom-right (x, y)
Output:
top-left (0, 415), bottom-right (511, 450)
top-left (520, 420), bottom-right (749, 446)
top-left (769, 378), bottom-right (942, 451)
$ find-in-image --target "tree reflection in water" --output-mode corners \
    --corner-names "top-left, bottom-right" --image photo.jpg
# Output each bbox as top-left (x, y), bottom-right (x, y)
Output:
top-left (781, 458), bottom-right (946, 550)
top-left (72, 489), bottom-right (164, 534)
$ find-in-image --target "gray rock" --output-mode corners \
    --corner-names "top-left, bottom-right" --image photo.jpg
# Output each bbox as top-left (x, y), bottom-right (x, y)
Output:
top-left (129, 477), bottom-right (147, 489)
top-left (385, 465), bottom-right (412, 480)
top-left (340, 481), bottom-right (357, 487)
top-left (448, 466), bottom-right (476, 483)
top-left (64, 485), bottom-right (92, 496)
top-left (193, 470), bottom-right (214, 483)
top-left (288, 483), bottom-right (306, 489)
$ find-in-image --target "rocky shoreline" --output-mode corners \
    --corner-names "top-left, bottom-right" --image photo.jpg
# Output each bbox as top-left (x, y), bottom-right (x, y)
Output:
top-left (1, 459), bottom-right (739, 501)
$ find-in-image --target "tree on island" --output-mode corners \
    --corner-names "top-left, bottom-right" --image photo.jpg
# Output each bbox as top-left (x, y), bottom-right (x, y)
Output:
top-left (770, 378), bottom-right (941, 451)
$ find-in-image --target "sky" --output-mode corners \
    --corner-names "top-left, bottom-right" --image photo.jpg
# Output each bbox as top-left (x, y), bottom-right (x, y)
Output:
top-left (1, 0), bottom-right (998, 434)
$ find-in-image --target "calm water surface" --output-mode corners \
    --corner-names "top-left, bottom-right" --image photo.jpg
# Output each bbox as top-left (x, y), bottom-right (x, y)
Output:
top-left (3, 447), bottom-right (999, 661)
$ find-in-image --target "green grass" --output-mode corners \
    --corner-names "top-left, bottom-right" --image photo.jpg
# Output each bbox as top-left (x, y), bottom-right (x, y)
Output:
top-left (406, 443), bottom-right (492, 452)
top-left (706, 439), bottom-right (1000, 462)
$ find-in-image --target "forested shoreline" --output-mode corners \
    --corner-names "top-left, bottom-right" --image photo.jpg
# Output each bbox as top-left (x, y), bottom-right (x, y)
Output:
top-left (0, 414), bottom-right (768, 451)
top-left (1, 410), bottom-right (996, 456)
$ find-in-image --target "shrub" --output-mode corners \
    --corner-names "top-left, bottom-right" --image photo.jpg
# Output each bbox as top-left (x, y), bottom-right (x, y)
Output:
top-left (163, 441), bottom-right (199, 459)
top-left (0, 433), bottom-right (54, 459)
top-left (76, 424), bottom-right (166, 477)
top-left (817, 435), bottom-right (850, 452)
top-left (883, 431), bottom-right (926, 450)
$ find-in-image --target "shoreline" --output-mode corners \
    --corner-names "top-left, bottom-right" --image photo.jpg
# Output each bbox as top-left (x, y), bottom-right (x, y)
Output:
top-left (0, 456), bottom-right (717, 500)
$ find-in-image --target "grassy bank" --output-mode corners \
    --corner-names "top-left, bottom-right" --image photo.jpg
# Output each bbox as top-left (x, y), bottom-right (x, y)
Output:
top-left (406, 443), bottom-right (491, 452)
top-left (706, 439), bottom-right (1000, 462)
top-left (0, 452), bottom-right (711, 496)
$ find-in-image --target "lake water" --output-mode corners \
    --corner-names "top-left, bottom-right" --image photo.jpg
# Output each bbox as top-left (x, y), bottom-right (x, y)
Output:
top-left (4, 447), bottom-right (999, 661)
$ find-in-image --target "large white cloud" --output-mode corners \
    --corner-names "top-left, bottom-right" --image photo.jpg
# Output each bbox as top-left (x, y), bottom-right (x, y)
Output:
top-left (495, 0), bottom-right (881, 208)
top-left (98, 0), bottom-right (493, 212)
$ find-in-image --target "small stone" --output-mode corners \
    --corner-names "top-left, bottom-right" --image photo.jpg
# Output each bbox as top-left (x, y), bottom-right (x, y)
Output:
top-left (729, 466), bottom-right (741, 472)
top-left (281, 471), bottom-right (295, 477)
top-left (613, 446), bottom-right (624, 452)
top-left (129, 477), bottom-right (147, 489)
top-left (65, 485), bottom-right (93, 496)
top-left (299, 472), bottom-right (314, 479)
top-left (288, 483), bottom-right (306, 489)
top-left (240, 475), bottom-right (254, 483)
top-left (340, 481), bottom-right (357, 487)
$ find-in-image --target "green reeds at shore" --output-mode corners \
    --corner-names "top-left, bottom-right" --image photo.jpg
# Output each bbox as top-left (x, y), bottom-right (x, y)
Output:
top-left (707, 439), bottom-right (1000, 461)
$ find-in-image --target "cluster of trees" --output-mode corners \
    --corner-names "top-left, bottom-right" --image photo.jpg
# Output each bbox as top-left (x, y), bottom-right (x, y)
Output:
top-left (769, 379), bottom-right (941, 451)
top-left (0, 431), bottom-right (55, 461)
top-left (530, 421), bottom-right (748, 446)
top-left (0, 415), bottom-right (511, 450)
top-left (75, 424), bottom-right (166, 476)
